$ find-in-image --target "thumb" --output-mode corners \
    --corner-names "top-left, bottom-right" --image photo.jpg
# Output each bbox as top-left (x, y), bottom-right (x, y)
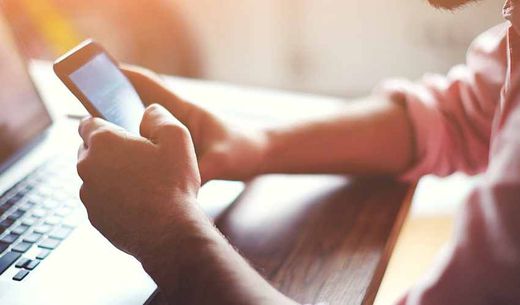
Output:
top-left (199, 158), bottom-right (218, 184)
top-left (122, 65), bottom-right (193, 124)
top-left (140, 104), bottom-right (190, 146)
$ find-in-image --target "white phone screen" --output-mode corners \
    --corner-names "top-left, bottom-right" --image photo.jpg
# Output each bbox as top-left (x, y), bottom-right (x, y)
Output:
top-left (69, 53), bottom-right (144, 134)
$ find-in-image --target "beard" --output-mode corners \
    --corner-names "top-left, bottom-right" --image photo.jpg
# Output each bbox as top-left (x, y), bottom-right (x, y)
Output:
top-left (427, 0), bottom-right (479, 9)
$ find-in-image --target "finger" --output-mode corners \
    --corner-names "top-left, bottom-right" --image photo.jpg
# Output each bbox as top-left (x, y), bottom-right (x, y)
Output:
top-left (78, 185), bottom-right (99, 220)
top-left (78, 117), bottom-right (123, 147)
top-left (79, 184), bottom-right (89, 206)
top-left (199, 159), bottom-right (217, 184)
top-left (121, 65), bottom-right (193, 123)
top-left (140, 104), bottom-right (190, 145)
top-left (78, 117), bottom-right (108, 147)
top-left (77, 115), bottom-right (92, 141)
top-left (121, 65), bottom-right (171, 104)
top-left (77, 143), bottom-right (87, 160)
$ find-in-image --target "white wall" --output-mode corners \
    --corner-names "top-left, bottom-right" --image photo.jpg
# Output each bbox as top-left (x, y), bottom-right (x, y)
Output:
top-left (175, 0), bottom-right (504, 97)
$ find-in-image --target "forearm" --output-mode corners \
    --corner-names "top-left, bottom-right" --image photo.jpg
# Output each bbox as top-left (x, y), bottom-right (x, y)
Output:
top-left (259, 95), bottom-right (414, 176)
top-left (141, 203), bottom-right (297, 305)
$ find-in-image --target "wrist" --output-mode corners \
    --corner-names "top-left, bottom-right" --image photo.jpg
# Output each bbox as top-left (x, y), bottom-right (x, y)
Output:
top-left (138, 196), bottom-right (296, 305)
top-left (254, 128), bottom-right (277, 175)
top-left (251, 128), bottom-right (273, 176)
top-left (138, 199), bottom-right (215, 283)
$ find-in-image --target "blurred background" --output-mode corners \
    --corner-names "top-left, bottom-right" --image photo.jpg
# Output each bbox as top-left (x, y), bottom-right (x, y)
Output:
top-left (2, 0), bottom-right (505, 98)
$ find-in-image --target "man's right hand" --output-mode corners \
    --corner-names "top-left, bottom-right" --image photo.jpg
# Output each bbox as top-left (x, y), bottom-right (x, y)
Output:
top-left (122, 65), bottom-right (269, 183)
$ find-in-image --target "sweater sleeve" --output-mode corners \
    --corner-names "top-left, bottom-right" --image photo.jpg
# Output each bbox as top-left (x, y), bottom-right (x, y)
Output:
top-left (396, 87), bottom-right (520, 305)
top-left (378, 23), bottom-right (508, 181)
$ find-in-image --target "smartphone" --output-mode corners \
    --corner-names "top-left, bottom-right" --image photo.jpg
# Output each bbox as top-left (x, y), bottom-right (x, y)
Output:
top-left (53, 39), bottom-right (145, 134)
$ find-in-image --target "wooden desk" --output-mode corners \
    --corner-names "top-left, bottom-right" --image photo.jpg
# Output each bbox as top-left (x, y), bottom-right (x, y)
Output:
top-left (220, 176), bottom-right (412, 305)
top-left (31, 61), bottom-right (413, 305)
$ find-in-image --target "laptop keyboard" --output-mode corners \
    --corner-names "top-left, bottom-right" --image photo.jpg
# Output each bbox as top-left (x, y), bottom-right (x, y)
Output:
top-left (0, 156), bottom-right (82, 282)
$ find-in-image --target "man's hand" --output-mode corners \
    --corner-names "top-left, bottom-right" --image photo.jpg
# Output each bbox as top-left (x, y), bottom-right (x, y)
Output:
top-left (122, 65), bottom-right (268, 183)
top-left (77, 103), bottom-right (297, 305)
top-left (77, 104), bottom-right (202, 260)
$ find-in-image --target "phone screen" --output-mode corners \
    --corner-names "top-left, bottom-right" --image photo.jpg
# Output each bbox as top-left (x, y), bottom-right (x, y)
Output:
top-left (69, 53), bottom-right (144, 134)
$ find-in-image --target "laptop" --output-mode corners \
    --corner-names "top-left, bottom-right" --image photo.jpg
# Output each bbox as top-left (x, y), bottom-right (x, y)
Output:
top-left (0, 10), bottom-right (244, 305)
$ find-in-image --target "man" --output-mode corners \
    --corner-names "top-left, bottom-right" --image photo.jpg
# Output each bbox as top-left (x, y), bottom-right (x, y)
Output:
top-left (76, 0), bottom-right (520, 304)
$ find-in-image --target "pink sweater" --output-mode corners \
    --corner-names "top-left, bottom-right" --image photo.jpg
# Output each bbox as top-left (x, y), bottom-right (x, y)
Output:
top-left (378, 1), bottom-right (520, 304)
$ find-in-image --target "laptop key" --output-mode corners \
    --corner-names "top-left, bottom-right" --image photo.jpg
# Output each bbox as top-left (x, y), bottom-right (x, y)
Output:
top-left (18, 185), bottom-right (32, 195)
top-left (22, 216), bottom-right (38, 227)
top-left (7, 209), bottom-right (25, 221)
top-left (12, 269), bottom-right (29, 281)
top-left (23, 232), bottom-right (43, 243)
top-left (44, 215), bottom-right (62, 225)
top-left (18, 202), bottom-right (34, 212)
top-left (42, 200), bottom-right (59, 210)
top-left (49, 226), bottom-right (73, 240)
top-left (24, 259), bottom-right (39, 270)
top-left (12, 241), bottom-right (32, 253)
top-left (5, 195), bottom-right (22, 207)
top-left (11, 224), bottom-right (30, 235)
top-left (22, 184), bottom-right (34, 193)
top-left (31, 208), bottom-right (47, 218)
top-left (2, 202), bottom-right (15, 212)
top-left (55, 207), bottom-right (72, 217)
top-left (15, 257), bottom-right (30, 268)
top-left (0, 242), bottom-right (8, 254)
top-left (34, 224), bottom-right (53, 234)
top-left (35, 249), bottom-right (51, 260)
top-left (2, 200), bottom-right (16, 210)
top-left (0, 251), bottom-right (21, 275)
top-left (38, 237), bottom-right (60, 250)
top-left (1, 233), bottom-right (19, 244)
top-left (0, 218), bottom-right (14, 229)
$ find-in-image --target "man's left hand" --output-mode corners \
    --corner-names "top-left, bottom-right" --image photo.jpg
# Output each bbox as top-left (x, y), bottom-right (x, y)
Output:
top-left (77, 104), bottom-right (202, 261)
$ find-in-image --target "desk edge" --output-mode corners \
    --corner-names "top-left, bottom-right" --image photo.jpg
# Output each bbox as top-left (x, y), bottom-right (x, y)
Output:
top-left (362, 183), bottom-right (417, 305)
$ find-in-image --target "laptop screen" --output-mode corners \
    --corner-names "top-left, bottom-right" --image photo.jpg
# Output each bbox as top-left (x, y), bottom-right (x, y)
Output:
top-left (0, 12), bottom-right (52, 168)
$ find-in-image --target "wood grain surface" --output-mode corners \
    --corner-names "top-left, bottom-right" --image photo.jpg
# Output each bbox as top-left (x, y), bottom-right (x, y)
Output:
top-left (148, 175), bottom-right (412, 305)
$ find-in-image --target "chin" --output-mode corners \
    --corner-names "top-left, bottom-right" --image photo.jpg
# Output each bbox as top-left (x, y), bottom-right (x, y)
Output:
top-left (427, 0), bottom-right (477, 9)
